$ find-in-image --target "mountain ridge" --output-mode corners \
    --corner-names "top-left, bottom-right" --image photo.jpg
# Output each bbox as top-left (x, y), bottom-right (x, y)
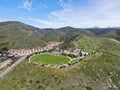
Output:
top-left (0, 21), bottom-right (120, 49)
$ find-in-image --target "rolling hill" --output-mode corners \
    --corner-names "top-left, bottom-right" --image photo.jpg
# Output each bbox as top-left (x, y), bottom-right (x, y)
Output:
top-left (0, 21), bottom-right (120, 50)
top-left (0, 21), bottom-right (120, 90)
top-left (87, 28), bottom-right (120, 40)
top-left (0, 37), bottom-right (120, 90)
top-left (0, 21), bottom-right (64, 49)
top-left (0, 21), bottom-right (45, 49)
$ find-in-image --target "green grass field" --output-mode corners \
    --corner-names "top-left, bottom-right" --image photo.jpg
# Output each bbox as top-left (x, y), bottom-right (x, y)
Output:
top-left (30, 53), bottom-right (70, 65)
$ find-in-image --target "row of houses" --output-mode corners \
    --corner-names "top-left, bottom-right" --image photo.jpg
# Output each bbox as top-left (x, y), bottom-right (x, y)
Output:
top-left (51, 48), bottom-right (89, 57)
top-left (9, 41), bottom-right (63, 56)
top-left (0, 51), bottom-right (15, 59)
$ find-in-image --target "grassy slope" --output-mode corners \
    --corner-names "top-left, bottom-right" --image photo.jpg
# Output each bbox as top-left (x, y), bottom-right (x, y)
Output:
top-left (72, 35), bottom-right (100, 51)
top-left (0, 38), bottom-right (120, 90)
top-left (0, 21), bottom-right (46, 49)
top-left (30, 54), bottom-right (70, 65)
top-left (60, 34), bottom-right (101, 53)
top-left (0, 21), bottom-right (120, 50)
top-left (0, 21), bottom-right (66, 49)
top-left (87, 28), bottom-right (120, 41)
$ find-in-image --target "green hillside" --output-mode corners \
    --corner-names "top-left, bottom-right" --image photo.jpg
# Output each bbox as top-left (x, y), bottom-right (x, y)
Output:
top-left (87, 28), bottom-right (120, 41)
top-left (0, 38), bottom-right (120, 90)
top-left (0, 21), bottom-right (120, 50)
top-left (60, 34), bottom-right (101, 52)
top-left (0, 21), bottom-right (46, 49)
top-left (0, 21), bottom-right (120, 90)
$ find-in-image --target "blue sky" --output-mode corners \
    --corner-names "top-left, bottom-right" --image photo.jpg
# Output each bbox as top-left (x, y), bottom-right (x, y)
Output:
top-left (0, 0), bottom-right (120, 28)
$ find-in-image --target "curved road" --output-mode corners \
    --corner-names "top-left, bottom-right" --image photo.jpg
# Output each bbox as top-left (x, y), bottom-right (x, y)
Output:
top-left (110, 39), bottom-right (120, 44)
top-left (0, 55), bottom-right (27, 78)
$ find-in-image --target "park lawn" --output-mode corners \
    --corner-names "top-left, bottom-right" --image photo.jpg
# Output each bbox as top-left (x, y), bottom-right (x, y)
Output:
top-left (30, 53), bottom-right (70, 65)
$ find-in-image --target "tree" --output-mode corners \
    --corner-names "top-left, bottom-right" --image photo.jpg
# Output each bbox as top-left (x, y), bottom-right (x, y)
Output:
top-left (79, 51), bottom-right (82, 57)
top-left (0, 47), bottom-right (9, 52)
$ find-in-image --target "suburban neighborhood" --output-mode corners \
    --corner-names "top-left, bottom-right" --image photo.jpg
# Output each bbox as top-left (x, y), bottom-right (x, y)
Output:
top-left (0, 41), bottom-right (62, 71)
top-left (0, 41), bottom-right (91, 71)
top-left (9, 41), bottom-right (63, 56)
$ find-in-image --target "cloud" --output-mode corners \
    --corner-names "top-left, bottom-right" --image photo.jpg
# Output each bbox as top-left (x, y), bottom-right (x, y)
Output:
top-left (59, 0), bottom-right (65, 8)
top-left (25, 0), bottom-right (120, 28)
top-left (48, 0), bottom-right (120, 28)
top-left (58, 0), bottom-right (73, 9)
top-left (28, 17), bottom-right (55, 25)
top-left (26, 17), bottom-right (65, 28)
top-left (36, 3), bottom-right (47, 9)
top-left (19, 0), bottom-right (33, 11)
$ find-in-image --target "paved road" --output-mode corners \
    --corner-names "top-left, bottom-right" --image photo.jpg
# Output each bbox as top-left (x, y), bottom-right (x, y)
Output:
top-left (0, 55), bottom-right (27, 78)
top-left (110, 39), bottom-right (120, 44)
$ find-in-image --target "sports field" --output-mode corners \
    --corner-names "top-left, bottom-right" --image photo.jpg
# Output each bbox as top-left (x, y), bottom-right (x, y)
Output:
top-left (30, 53), bottom-right (70, 65)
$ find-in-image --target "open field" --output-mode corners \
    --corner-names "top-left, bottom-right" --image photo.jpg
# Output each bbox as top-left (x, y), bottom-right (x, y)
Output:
top-left (30, 54), bottom-right (70, 65)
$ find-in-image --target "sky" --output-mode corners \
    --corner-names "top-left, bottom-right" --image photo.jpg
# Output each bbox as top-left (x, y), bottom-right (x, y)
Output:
top-left (0, 0), bottom-right (120, 28)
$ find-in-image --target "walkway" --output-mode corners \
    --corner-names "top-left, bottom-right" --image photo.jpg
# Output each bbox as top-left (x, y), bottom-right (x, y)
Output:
top-left (0, 55), bottom-right (27, 78)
